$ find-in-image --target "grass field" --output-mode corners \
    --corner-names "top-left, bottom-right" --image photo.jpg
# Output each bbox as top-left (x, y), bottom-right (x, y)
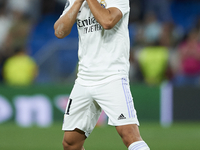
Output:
top-left (0, 122), bottom-right (200, 150)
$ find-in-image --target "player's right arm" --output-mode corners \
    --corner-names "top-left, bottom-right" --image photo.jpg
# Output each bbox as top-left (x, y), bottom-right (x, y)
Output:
top-left (54, 0), bottom-right (84, 39)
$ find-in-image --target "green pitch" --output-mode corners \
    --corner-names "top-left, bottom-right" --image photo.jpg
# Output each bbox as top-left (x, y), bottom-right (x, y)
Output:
top-left (0, 122), bottom-right (200, 150)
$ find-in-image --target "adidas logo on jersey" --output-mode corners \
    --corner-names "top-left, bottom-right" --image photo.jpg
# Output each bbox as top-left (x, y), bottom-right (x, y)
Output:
top-left (118, 114), bottom-right (126, 120)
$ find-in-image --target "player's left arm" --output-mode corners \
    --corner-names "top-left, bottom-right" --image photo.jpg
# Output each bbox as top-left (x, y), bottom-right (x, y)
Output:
top-left (86, 0), bottom-right (122, 30)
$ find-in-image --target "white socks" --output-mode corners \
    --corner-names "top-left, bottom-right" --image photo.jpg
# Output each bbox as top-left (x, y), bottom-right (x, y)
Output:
top-left (128, 141), bottom-right (150, 150)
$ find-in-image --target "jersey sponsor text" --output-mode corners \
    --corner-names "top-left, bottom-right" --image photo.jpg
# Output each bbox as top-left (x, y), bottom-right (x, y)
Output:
top-left (77, 17), bottom-right (103, 34)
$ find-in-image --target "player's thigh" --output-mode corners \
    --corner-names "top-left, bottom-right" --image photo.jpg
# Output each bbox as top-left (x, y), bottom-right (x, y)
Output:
top-left (63, 82), bottom-right (101, 137)
top-left (94, 78), bottom-right (139, 126)
top-left (64, 82), bottom-right (91, 115)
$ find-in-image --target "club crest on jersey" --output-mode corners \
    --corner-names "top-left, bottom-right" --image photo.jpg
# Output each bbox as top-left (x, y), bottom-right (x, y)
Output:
top-left (100, 0), bottom-right (107, 8)
top-left (64, 0), bottom-right (70, 10)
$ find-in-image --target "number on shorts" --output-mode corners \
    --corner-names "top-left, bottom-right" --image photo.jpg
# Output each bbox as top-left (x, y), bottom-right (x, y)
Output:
top-left (66, 99), bottom-right (72, 115)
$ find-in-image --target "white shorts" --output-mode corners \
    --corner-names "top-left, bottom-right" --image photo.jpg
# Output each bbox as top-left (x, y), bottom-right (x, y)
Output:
top-left (62, 78), bottom-right (139, 137)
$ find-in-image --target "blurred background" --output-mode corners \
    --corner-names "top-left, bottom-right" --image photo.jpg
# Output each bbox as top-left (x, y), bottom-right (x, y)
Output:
top-left (0, 0), bottom-right (200, 150)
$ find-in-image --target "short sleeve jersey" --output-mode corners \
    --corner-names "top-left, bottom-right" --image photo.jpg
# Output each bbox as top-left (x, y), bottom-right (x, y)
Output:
top-left (61, 0), bottom-right (130, 86)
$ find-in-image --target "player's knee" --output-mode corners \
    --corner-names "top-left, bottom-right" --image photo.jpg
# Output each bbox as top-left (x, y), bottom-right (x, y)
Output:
top-left (62, 139), bottom-right (69, 149)
top-left (62, 138), bottom-right (83, 150)
top-left (62, 139), bottom-right (73, 150)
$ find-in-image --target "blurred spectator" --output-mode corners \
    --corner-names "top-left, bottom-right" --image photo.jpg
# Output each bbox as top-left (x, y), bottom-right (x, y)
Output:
top-left (159, 22), bottom-right (184, 48)
top-left (137, 44), bottom-right (170, 85)
top-left (4, 10), bottom-right (33, 54)
top-left (135, 23), bottom-right (173, 85)
top-left (0, 0), bottom-right (12, 82)
top-left (7, 0), bottom-right (40, 20)
top-left (159, 22), bottom-right (176, 48)
top-left (3, 46), bottom-right (38, 86)
top-left (1, 3), bottom-right (37, 86)
top-left (173, 28), bottom-right (200, 86)
top-left (132, 11), bottom-right (162, 46)
top-left (0, 0), bottom-right (12, 50)
top-left (143, 12), bottom-right (162, 45)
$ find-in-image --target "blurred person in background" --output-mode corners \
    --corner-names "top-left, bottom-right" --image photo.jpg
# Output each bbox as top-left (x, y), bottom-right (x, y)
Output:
top-left (0, 0), bottom-right (12, 82)
top-left (173, 28), bottom-right (200, 86)
top-left (143, 12), bottom-right (162, 45)
top-left (129, 9), bottom-right (182, 84)
top-left (2, 0), bottom-right (34, 63)
top-left (2, 4), bottom-right (34, 84)
top-left (4, 9), bottom-right (33, 54)
top-left (3, 45), bottom-right (38, 86)
top-left (159, 22), bottom-right (178, 48)
top-left (7, 0), bottom-right (40, 20)
top-left (136, 22), bottom-right (175, 85)
top-left (0, 0), bottom-right (12, 50)
top-left (129, 11), bottom-right (168, 85)
top-left (137, 42), bottom-right (170, 85)
top-left (1, 0), bottom-right (38, 86)
top-left (130, 11), bottom-right (162, 47)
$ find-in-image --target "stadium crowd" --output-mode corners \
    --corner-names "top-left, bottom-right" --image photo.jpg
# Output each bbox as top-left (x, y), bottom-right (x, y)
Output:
top-left (0, 0), bottom-right (200, 86)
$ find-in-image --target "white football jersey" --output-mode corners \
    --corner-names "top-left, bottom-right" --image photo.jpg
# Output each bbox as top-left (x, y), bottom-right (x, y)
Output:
top-left (61, 0), bottom-right (130, 86)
